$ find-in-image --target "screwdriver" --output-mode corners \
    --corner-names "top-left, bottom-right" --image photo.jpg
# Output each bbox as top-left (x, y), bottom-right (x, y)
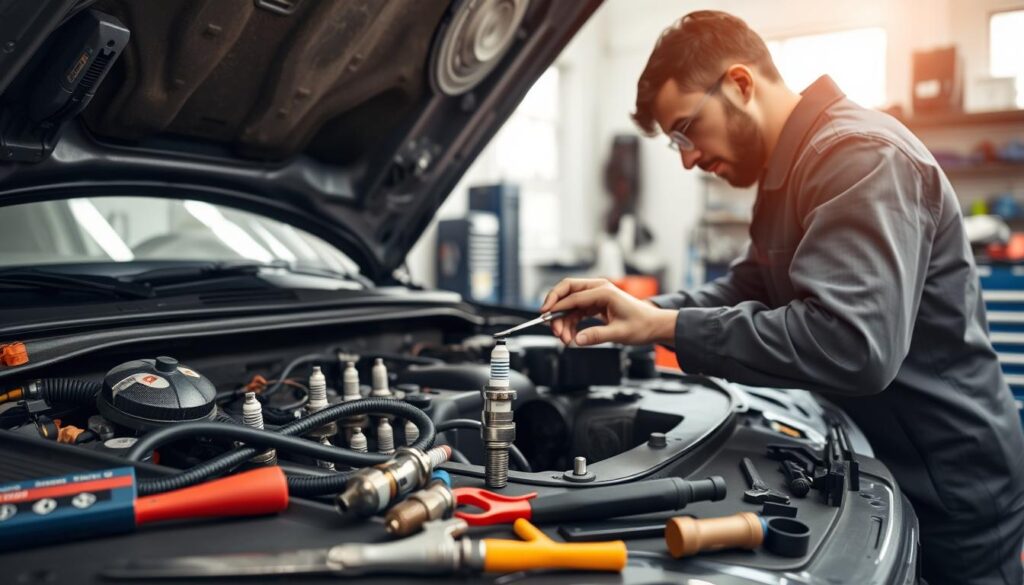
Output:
top-left (492, 311), bottom-right (567, 338)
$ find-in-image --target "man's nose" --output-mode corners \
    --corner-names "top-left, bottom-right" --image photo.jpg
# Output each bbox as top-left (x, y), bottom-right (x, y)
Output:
top-left (680, 149), bottom-right (701, 170)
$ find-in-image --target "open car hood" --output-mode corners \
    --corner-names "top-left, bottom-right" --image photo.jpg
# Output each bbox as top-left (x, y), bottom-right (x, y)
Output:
top-left (0, 0), bottom-right (601, 282)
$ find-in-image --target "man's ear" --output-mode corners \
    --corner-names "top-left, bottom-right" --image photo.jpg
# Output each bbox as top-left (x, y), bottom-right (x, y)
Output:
top-left (725, 64), bottom-right (755, 105)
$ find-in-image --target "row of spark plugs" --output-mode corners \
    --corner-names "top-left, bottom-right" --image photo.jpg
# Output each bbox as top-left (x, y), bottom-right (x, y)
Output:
top-left (234, 357), bottom-right (423, 467)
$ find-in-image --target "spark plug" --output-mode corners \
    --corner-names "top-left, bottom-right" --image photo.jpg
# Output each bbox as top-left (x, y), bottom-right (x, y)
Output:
top-left (404, 419), bottom-right (420, 446)
top-left (341, 361), bottom-right (367, 444)
top-left (369, 358), bottom-right (397, 454)
top-left (306, 366), bottom-right (338, 470)
top-left (242, 392), bottom-right (277, 466)
top-left (482, 340), bottom-right (516, 488)
top-left (384, 472), bottom-right (454, 537)
top-left (336, 445), bottom-right (452, 517)
top-left (377, 418), bottom-right (396, 455)
top-left (349, 426), bottom-right (368, 453)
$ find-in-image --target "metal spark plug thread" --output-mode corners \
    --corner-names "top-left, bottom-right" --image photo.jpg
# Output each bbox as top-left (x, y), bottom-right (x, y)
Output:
top-left (482, 341), bottom-right (516, 489)
top-left (377, 418), bottom-right (396, 455)
top-left (349, 426), bottom-right (368, 453)
top-left (242, 392), bottom-right (277, 466)
top-left (341, 361), bottom-right (367, 443)
top-left (336, 445), bottom-right (453, 517)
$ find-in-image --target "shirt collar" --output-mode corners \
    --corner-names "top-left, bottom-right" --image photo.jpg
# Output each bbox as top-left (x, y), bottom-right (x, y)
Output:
top-left (761, 75), bottom-right (846, 191)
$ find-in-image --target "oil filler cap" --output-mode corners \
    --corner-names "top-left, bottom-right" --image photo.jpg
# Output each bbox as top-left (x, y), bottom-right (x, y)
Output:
top-left (97, 356), bottom-right (216, 430)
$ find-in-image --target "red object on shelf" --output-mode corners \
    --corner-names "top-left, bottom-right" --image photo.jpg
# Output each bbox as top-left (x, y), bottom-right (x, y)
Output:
top-left (134, 466), bottom-right (289, 526)
top-left (987, 234), bottom-right (1024, 261)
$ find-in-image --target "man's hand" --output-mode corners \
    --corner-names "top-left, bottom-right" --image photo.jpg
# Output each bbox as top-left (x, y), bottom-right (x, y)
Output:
top-left (540, 278), bottom-right (677, 347)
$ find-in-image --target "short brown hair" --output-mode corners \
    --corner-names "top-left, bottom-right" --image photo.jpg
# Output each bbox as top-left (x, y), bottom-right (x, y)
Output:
top-left (632, 10), bottom-right (782, 135)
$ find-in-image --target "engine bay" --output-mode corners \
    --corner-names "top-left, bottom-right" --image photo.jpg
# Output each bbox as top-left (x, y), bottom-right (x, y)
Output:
top-left (0, 316), bottom-right (916, 583)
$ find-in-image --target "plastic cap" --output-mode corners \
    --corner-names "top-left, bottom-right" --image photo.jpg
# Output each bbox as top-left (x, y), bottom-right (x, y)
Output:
top-left (1, 342), bottom-right (29, 366)
top-left (155, 356), bottom-right (178, 373)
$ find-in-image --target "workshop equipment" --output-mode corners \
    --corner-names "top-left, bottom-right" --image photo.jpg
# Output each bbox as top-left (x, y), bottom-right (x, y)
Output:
top-left (453, 476), bottom-right (726, 526)
top-left (384, 471), bottom-right (454, 536)
top-left (665, 512), bottom-right (765, 558)
top-left (0, 466), bottom-right (288, 551)
top-left (482, 340), bottom-right (516, 488)
top-left (740, 457), bottom-right (790, 504)
top-left (492, 311), bottom-right (568, 338)
top-left (102, 517), bottom-right (627, 578)
top-left (336, 445), bottom-right (452, 516)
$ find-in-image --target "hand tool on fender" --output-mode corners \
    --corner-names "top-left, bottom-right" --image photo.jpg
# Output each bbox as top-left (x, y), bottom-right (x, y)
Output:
top-left (779, 459), bottom-right (812, 498)
top-left (740, 457), bottom-right (790, 504)
top-left (0, 466), bottom-right (289, 551)
top-left (665, 513), bottom-right (810, 558)
top-left (102, 517), bottom-right (627, 579)
top-left (492, 311), bottom-right (567, 338)
top-left (453, 476), bottom-right (726, 526)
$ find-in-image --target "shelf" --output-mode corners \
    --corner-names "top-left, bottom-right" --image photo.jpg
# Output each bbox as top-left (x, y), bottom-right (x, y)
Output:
top-left (941, 162), bottom-right (1024, 178)
top-left (900, 109), bottom-right (1024, 131)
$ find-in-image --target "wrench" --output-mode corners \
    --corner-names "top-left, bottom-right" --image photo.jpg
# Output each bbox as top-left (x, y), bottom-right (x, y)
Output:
top-left (740, 457), bottom-right (790, 504)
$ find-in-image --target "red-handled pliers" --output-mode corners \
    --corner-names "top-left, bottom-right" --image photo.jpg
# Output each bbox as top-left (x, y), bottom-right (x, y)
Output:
top-left (453, 487), bottom-right (539, 526)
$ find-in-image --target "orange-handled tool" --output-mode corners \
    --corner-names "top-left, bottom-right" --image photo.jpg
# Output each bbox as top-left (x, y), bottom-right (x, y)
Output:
top-left (483, 518), bottom-right (627, 573)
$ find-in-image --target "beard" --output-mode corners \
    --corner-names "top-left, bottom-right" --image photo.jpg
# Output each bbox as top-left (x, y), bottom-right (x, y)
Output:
top-left (720, 97), bottom-right (766, 188)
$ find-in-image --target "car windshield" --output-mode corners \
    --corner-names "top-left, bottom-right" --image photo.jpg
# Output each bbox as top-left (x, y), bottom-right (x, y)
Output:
top-left (0, 196), bottom-right (360, 275)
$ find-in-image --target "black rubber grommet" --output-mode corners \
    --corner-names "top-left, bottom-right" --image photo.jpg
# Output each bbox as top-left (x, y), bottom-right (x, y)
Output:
top-left (155, 356), bottom-right (178, 373)
top-left (764, 517), bottom-right (810, 557)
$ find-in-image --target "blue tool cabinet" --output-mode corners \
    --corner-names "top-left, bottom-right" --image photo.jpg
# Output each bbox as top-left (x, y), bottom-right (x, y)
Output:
top-left (977, 262), bottom-right (1024, 426)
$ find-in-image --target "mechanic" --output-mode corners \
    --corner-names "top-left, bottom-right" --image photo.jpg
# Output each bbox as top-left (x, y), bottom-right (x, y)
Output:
top-left (540, 10), bottom-right (1024, 585)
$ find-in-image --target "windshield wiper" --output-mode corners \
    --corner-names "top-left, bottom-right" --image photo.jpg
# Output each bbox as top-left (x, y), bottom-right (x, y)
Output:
top-left (0, 268), bottom-right (153, 299)
top-left (123, 261), bottom-right (370, 290)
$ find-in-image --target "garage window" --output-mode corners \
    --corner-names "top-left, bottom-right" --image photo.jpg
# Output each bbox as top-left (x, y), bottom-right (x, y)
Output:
top-left (990, 9), bottom-right (1024, 109)
top-left (766, 27), bottom-right (888, 108)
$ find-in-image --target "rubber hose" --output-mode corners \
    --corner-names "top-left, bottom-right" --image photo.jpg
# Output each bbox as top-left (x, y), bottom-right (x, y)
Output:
top-left (36, 378), bottom-right (102, 405)
top-left (286, 471), bottom-right (356, 497)
top-left (262, 353), bottom-right (330, 398)
top-left (133, 398), bottom-right (434, 495)
top-left (434, 418), bottom-right (532, 472)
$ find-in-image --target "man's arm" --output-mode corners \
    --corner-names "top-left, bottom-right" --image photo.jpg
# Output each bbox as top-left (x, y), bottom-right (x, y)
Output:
top-left (649, 242), bottom-right (766, 310)
top-left (668, 138), bottom-right (939, 396)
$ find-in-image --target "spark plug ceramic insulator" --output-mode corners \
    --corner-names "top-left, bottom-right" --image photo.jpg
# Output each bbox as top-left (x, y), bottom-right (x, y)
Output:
top-left (242, 392), bottom-right (277, 466)
top-left (482, 341), bottom-right (516, 489)
top-left (370, 358), bottom-right (392, 399)
top-left (377, 418), bottom-right (396, 455)
top-left (349, 426), bottom-right (368, 453)
top-left (341, 361), bottom-right (367, 444)
top-left (336, 445), bottom-right (452, 517)
top-left (404, 419), bottom-right (420, 446)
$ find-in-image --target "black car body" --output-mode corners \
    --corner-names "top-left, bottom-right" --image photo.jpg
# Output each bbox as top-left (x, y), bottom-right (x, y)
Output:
top-left (0, 1), bottom-right (919, 583)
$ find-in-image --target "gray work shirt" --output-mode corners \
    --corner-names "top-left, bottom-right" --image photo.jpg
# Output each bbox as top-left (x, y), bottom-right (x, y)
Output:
top-left (651, 75), bottom-right (1024, 524)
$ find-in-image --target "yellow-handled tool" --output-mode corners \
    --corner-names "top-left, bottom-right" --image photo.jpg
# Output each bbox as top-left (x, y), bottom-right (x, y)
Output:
top-left (484, 518), bottom-right (627, 573)
top-left (103, 517), bottom-right (626, 579)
